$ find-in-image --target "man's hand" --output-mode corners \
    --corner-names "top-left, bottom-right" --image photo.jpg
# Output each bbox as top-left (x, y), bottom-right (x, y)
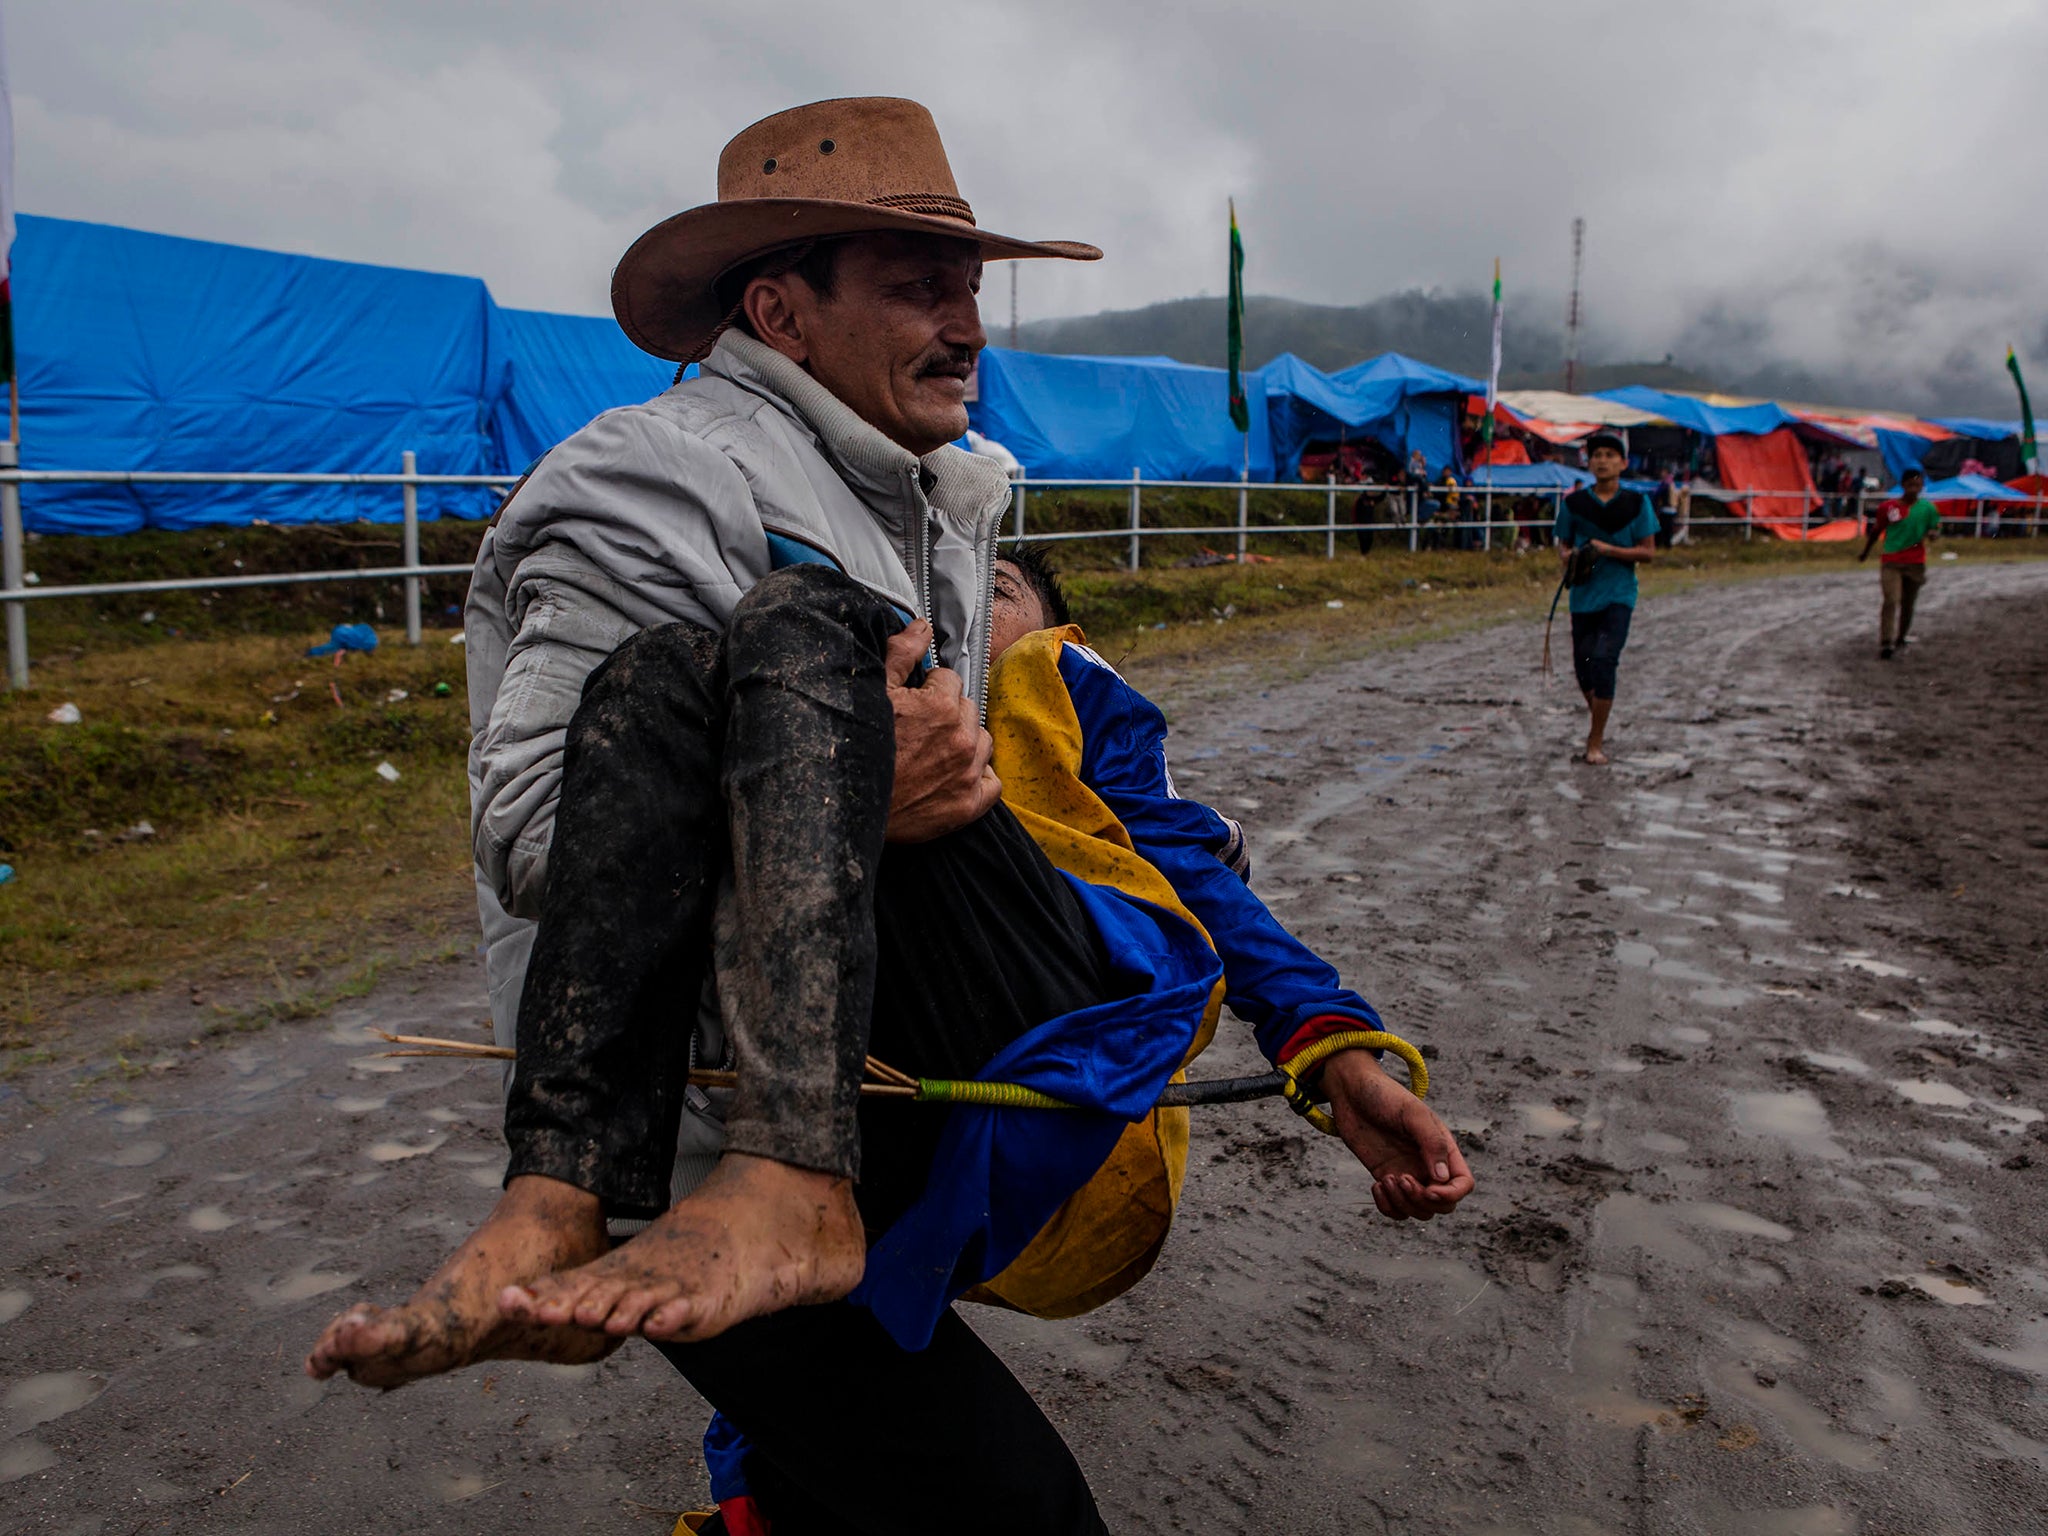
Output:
top-left (884, 620), bottom-right (999, 843)
top-left (1319, 1049), bottom-right (1475, 1221)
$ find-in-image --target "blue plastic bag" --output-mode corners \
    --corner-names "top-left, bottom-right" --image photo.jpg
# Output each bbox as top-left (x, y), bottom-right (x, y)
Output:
top-left (306, 623), bottom-right (379, 658)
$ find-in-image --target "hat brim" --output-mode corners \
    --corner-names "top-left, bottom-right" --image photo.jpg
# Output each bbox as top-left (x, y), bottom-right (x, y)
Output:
top-left (612, 198), bottom-right (1101, 362)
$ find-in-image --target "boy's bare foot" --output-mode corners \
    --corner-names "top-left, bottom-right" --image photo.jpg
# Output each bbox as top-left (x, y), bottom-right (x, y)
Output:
top-left (1581, 744), bottom-right (1610, 766)
top-left (305, 1175), bottom-right (616, 1389)
top-left (498, 1153), bottom-right (866, 1345)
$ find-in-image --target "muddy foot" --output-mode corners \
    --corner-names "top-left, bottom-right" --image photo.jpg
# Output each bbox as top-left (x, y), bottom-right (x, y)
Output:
top-left (499, 1153), bottom-right (866, 1345)
top-left (305, 1175), bottom-right (616, 1389)
top-left (1581, 745), bottom-right (1610, 766)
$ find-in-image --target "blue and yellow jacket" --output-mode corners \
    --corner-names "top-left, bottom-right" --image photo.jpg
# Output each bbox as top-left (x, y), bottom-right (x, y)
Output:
top-left (851, 625), bottom-right (1383, 1346)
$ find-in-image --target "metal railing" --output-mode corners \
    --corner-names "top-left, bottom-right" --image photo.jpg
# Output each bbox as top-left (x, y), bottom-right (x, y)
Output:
top-left (2, 455), bottom-right (2038, 690)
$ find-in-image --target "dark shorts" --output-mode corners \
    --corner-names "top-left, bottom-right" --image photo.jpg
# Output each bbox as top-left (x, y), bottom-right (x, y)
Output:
top-left (1569, 602), bottom-right (1633, 700)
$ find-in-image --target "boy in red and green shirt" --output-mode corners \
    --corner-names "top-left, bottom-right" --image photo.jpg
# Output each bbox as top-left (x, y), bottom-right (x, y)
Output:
top-left (1858, 467), bottom-right (1941, 659)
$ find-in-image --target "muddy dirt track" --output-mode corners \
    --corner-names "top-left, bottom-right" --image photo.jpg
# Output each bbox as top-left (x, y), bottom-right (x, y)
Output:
top-left (4, 559), bottom-right (2047, 1535)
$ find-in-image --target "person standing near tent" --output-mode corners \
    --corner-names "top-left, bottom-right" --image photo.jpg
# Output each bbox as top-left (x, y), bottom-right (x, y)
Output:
top-left (1858, 466), bottom-right (1940, 659)
top-left (1555, 431), bottom-right (1658, 765)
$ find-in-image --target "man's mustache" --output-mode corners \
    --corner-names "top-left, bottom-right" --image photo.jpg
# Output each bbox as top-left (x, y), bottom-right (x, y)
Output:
top-left (916, 346), bottom-right (976, 381)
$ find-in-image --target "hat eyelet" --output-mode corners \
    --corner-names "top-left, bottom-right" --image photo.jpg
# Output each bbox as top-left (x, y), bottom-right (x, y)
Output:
top-left (762, 157), bottom-right (777, 174)
top-left (819, 139), bottom-right (835, 154)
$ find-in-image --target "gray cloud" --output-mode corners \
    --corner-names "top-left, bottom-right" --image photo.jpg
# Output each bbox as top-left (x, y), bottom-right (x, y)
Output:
top-left (13, 0), bottom-right (2045, 412)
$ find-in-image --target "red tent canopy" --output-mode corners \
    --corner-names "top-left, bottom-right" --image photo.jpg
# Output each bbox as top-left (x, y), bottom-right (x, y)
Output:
top-left (1713, 428), bottom-right (1858, 541)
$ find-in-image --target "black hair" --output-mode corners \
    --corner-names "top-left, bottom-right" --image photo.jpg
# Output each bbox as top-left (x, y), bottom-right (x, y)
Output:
top-left (716, 238), bottom-right (847, 339)
top-left (1901, 467), bottom-right (1926, 483)
top-left (1585, 431), bottom-right (1628, 458)
top-left (998, 542), bottom-right (1071, 628)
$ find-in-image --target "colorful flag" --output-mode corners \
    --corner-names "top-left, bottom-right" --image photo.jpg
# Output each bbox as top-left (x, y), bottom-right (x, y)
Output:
top-left (2010, 347), bottom-right (2038, 472)
top-left (1481, 258), bottom-right (1503, 456)
top-left (1226, 199), bottom-right (1248, 433)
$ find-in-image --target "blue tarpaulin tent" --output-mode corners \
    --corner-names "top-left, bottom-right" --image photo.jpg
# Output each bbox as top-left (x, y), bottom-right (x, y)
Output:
top-left (1262, 352), bottom-right (1481, 479)
top-left (1465, 462), bottom-right (1594, 490)
top-left (1592, 385), bottom-right (1799, 438)
top-left (969, 346), bottom-right (1275, 482)
top-left (17, 215), bottom-right (510, 534)
top-left (489, 307), bottom-right (684, 472)
top-left (1911, 473), bottom-right (2033, 502)
top-left (1926, 417), bottom-right (2021, 440)
top-left (1875, 428), bottom-right (1933, 479)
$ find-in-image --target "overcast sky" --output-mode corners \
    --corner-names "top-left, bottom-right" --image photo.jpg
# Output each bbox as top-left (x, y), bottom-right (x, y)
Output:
top-left (14, 0), bottom-right (2046, 411)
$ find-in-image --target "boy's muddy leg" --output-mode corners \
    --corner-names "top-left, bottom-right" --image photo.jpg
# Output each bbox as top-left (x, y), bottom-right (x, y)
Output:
top-left (504, 620), bottom-right (732, 1215)
top-left (505, 566), bottom-right (899, 1343)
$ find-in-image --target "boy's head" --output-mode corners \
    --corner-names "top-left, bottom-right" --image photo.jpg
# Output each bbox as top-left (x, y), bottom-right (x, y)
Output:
top-left (1585, 431), bottom-right (1627, 481)
top-left (1901, 468), bottom-right (1926, 496)
top-left (990, 544), bottom-right (1071, 659)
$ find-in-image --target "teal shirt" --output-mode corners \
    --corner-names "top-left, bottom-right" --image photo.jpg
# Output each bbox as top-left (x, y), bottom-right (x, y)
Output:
top-left (1555, 491), bottom-right (1660, 613)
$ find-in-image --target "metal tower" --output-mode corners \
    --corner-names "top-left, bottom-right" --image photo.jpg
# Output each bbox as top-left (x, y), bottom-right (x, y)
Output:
top-left (1564, 216), bottom-right (1585, 394)
top-left (1009, 264), bottom-right (1019, 350)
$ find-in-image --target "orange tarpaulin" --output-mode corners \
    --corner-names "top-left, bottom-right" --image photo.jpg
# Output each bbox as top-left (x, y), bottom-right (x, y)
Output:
top-left (1712, 428), bottom-right (1857, 541)
top-left (1470, 439), bottom-right (1530, 466)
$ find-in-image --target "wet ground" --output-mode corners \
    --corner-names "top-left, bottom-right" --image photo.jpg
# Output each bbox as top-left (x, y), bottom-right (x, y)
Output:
top-left (4, 559), bottom-right (2047, 1535)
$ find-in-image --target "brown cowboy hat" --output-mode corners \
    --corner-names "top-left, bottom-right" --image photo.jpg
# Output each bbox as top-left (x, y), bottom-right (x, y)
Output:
top-left (612, 97), bottom-right (1101, 363)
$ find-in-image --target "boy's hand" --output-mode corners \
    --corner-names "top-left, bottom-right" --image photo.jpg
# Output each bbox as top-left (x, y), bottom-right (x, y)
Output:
top-left (884, 620), bottom-right (999, 842)
top-left (1320, 1050), bottom-right (1475, 1222)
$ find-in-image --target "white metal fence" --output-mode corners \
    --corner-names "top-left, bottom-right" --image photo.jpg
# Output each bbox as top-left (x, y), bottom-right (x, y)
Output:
top-left (3, 450), bottom-right (2038, 690)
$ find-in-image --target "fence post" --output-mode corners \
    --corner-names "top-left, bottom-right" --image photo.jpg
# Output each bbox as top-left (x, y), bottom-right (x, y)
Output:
top-left (1326, 474), bottom-right (1337, 559)
top-left (1127, 467), bottom-right (1142, 572)
top-left (1410, 485), bottom-right (1421, 553)
top-left (401, 450), bottom-right (422, 645)
top-left (1, 441), bottom-right (24, 690)
top-left (1236, 469), bottom-right (1249, 562)
top-left (1482, 482), bottom-right (1493, 552)
top-left (1012, 469), bottom-right (1026, 542)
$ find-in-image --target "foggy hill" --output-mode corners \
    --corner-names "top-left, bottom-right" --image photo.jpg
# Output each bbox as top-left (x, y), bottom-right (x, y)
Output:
top-left (1011, 292), bottom-right (1714, 396)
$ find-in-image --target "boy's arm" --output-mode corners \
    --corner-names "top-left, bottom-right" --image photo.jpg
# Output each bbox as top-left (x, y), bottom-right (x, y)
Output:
top-left (1058, 645), bottom-right (1381, 1066)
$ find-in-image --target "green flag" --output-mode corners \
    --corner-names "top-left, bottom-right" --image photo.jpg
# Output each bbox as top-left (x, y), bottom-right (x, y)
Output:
top-left (2009, 347), bottom-right (2038, 471)
top-left (1226, 200), bottom-right (1248, 433)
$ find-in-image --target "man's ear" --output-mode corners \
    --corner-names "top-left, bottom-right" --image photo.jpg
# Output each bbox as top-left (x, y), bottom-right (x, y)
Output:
top-left (742, 276), bottom-right (809, 366)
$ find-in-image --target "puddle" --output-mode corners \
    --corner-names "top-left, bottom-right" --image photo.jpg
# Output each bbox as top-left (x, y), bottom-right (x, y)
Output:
top-left (129, 1263), bottom-right (212, 1299)
top-left (1601, 1057), bottom-right (1646, 1075)
top-left (1839, 951), bottom-right (1911, 978)
top-left (0, 1288), bottom-right (29, 1324)
top-left (1975, 1319), bottom-right (2048, 1378)
top-left (249, 1264), bottom-right (359, 1307)
top-left (1799, 1051), bottom-right (1870, 1076)
top-left (1732, 1090), bottom-right (1845, 1160)
top-left (1825, 884), bottom-right (1881, 900)
top-left (1692, 871), bottom-right (1783, 905)
top-left (186, 1205), bottom-right (239, 1233)
top-left (349, 1055), bottom-right (407, 1076)
top-left (1639, 1131), bottom-right (1690, 1155)
top-left (1729, 911), bottom-right (1792, 932)
top-left (1711, 1363), bottom-right (1882, 1471)
top-left (1888, 1272), bottom-right (1991, 1306)
top-left (365, 1134), bottom-right (448, 1163)
top-left (425, 1107), bottom-right (467, 1124)
top-left (1599, 1194), bottom-right (1792, 1266)
top-left (112, 1106), bottom-right (156, 1126)
top-left (97, 1139), bottom-right (167, 1168)
top-left (1691, 986), bottom-right (1754, 1008)
top-left (432, 1470), bottom-right (497, 1503)
top-left (1927, 1137), bottom-right (1994, 1166)
top-left (334, 1096), bottom-right (388, 1114)
top-left (1553, 780), bottom-right (1582, 802)
top-left (466, 1165), bottom-right (507, 1190)
top-left (0, 1439), bottom-right (58, 1483)
top-left (1518, 1103), bottom-right (1581, 1136)
top-left (1615, 940), bottom-right (1659, 969)
top-left (1890, 1079), bottom-right (1972, 1110)
top-left (1564, 1273), bottom-right (1668, 1427)
top-left (1669, 1026), bottom-right (1712, 1045)
top-left (1, 1372), bottom-right (106, 1437)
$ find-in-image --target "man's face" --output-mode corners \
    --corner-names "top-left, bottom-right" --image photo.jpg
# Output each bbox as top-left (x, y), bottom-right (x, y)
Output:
top-left (755, 232), bottom-right (986, 455)
top-left (1903, 476), bottom-right (1924, 499)
top-left (1588, 446), bottom-right (1626, 480)
top-left (989, 559), bottom-right (1052, 659)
